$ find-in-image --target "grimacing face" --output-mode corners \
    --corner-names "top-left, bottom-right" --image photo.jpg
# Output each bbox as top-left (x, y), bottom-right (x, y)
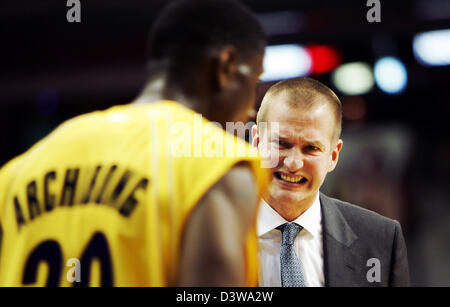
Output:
top-left (252, 98), bottom-right (343, 221)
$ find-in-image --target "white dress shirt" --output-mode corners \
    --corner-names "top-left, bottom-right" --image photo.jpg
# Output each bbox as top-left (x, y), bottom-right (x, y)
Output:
top-left (257, 192), bottom-right (324, 287)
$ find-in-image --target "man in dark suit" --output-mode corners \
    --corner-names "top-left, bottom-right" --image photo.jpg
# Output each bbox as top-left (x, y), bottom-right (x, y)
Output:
top-left (251, 77), bottom-right (409, 286)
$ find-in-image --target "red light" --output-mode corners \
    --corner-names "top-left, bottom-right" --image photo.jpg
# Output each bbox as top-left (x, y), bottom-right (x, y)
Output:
top-left (306, 45), bottom-right (341, 75)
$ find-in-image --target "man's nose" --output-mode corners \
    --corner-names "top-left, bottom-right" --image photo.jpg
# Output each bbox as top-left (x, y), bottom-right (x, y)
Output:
top-left (283, 147), bottom-right (304, 172)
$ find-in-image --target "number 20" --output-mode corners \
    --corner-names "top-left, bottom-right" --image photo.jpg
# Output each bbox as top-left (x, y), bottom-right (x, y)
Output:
top-left (22, 232), bottom-right (113, 287)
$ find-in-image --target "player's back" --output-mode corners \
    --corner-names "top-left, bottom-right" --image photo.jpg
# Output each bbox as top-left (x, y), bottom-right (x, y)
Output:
top-left (0, 101), bottom-right (263, 286)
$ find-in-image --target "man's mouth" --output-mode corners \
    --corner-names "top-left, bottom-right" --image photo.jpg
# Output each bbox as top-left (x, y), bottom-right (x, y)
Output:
top-left (274, 172), bottom-right (308, 184)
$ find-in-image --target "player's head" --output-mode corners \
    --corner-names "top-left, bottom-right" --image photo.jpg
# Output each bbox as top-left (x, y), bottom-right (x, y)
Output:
top-left (146, 0), bottom-right (266, 123)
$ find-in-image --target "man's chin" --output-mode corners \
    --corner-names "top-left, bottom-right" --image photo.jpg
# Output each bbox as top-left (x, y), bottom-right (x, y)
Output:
top-left (267, 195), bottom-right (311, 221)
top-left (269, 190), bottom-right (307, 206)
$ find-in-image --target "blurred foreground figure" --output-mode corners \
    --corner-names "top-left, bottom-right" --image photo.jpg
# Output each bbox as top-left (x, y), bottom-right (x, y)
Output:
top-left (0, 0), bottom-right (267, 286)
top-left (252, 77), bottom-right (409, 286)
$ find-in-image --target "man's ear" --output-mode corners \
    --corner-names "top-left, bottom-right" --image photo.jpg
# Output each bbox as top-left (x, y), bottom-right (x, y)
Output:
top-left (251, 124), bottom-right (259, 148)
top-left (328, 139), bottom-right (343, 172)
top-left (216, 46), bottom-right (238, 90)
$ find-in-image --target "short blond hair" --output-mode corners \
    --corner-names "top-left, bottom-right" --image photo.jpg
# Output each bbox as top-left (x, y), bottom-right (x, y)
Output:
top-left (256, 77), bottom-right (342, 142)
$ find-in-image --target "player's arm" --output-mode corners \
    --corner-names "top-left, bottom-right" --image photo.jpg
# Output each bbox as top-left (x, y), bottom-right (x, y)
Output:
top-left (177, 162), bottom-right (259, 286)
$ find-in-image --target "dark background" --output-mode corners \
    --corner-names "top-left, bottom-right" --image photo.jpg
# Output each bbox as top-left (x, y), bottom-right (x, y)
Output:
top-left (1, 0), bottom-right (449, 286)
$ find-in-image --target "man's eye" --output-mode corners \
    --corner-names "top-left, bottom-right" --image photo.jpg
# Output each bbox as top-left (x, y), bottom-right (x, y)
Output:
top-left (306, 145), bottom-right (320, 152)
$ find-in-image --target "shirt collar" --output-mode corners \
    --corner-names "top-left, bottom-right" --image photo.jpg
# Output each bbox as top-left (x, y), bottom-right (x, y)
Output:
top-left (257, 192), bottom-right (322, 238)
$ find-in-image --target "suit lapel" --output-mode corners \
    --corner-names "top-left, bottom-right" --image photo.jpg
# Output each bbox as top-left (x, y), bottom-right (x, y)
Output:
top-left (320, 193), bottom-right (361, 287)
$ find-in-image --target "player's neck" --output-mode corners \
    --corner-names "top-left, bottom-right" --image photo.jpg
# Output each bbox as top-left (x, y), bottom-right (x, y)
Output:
top-left (134, 75), bottom-right (214, 120)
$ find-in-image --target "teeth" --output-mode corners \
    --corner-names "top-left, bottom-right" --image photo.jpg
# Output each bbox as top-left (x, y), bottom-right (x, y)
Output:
top-left (280, 174), bottom-right (303, 183)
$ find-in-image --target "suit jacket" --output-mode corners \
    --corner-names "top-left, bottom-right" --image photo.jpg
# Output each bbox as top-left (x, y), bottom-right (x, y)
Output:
top-left (320, 193), bottom-right (410, 286)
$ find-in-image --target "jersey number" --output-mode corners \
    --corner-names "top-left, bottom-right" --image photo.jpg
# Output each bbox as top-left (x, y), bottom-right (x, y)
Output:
top-left (22, 232), bottom-right (113, 286)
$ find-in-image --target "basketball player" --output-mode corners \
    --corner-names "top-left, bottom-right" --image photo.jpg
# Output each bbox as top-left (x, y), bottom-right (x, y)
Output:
top-left (0, 0), bottom-right (266, 286)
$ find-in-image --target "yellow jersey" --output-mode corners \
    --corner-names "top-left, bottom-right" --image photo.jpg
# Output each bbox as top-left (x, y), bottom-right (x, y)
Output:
top-left (0, 101), bottom-right (266, 286)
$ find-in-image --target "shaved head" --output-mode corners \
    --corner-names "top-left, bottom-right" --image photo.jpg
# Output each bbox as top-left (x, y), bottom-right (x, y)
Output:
top-left (256, 77), bottom-right (342, 143)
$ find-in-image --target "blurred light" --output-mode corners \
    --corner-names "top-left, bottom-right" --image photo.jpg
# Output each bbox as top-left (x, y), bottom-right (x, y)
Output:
top-left (413, 29), bottom-right (450, 66)
top-left (260, 44), bottom-right (311, 82)
top-left (374, 57), bottom-right (407, 94)
top-left (332, 62), bottom-right (374, 95)
top-left (306, 45), bottom-right (341, 75)
top-left (36, 89), bottom-right (60, 116)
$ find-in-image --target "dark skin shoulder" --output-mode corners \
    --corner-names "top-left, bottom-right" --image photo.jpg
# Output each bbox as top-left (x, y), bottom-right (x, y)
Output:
top-left (177, 162), bottom-right (259, 286)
